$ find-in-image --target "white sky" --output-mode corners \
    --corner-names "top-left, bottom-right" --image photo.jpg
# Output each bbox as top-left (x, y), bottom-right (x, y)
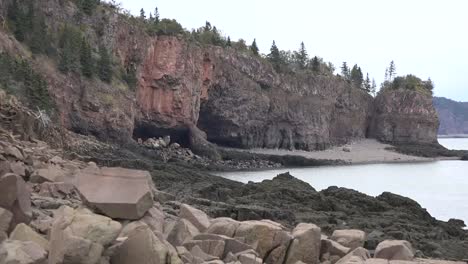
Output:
top-left (118, 0), bottom-right (468, 101)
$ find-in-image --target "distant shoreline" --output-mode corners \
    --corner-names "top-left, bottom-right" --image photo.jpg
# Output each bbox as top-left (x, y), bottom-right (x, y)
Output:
top-left (438, 134), bottom-right (468, 138)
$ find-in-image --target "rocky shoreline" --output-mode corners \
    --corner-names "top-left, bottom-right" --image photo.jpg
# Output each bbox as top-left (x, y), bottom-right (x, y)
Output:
top-left (1, 135), bottom-right (468, 264)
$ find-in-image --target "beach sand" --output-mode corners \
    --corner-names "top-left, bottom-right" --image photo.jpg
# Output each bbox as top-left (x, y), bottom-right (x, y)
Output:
top-left (238, 139), bottom-right (457, 164)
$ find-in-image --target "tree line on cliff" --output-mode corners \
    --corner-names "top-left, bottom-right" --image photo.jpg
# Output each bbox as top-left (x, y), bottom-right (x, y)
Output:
top-left (1, 0), bottom-right (434, 115)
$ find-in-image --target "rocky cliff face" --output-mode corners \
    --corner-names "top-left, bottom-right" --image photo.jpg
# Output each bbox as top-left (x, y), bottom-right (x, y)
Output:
top-left (0, 0), bottom-right (439, 151)
top-left (433, 97), bottom-right (468, 135)
top-left (369, 89), bottom-right (439, 144)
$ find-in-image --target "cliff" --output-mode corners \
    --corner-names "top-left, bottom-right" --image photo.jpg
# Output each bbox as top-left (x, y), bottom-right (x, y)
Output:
top-left (369, 88), bottom-right (439, 144)
top-left (433, 97), bottom-right (468, 135)
top-left (0, 0), bottom-right (438, 152)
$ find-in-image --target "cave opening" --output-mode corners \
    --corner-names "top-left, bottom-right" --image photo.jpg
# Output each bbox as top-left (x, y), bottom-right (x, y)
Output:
top-left (132, 122), bottom-right (190, 147)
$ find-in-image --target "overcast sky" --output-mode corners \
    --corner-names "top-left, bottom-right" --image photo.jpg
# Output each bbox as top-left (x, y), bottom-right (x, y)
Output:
top-left (118, 0), bottom-right (468, 101)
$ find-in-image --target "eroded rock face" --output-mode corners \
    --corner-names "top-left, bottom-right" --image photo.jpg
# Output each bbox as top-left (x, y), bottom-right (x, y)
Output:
top-left (369, 89), bottom-right (439, 144)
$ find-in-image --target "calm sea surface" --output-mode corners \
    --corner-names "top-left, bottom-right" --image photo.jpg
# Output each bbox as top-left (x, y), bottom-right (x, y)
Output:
top-left (216, 138), bottom-right (468, 224)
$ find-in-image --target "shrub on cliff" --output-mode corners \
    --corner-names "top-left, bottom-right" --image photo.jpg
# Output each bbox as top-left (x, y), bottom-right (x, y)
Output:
top-left (0, 53), bottom-right (54, 112)
top-left (391, 75), bottom-right (434, 94)
top-left (148, 18), bottom-right (184, 36)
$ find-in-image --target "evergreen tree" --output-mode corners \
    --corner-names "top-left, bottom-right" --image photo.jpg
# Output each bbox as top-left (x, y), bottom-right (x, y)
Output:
top-left (350, 64), bottom-right (364, 87)
top-left (204, 21), bottom-right (212, 32)
top-left (250, 39), bottom-right (259, 56)
top-left (80, 37), bottom-right (94, 78)
top-left (226, 36), bottom-right (232, 47)
top-left (364, 73), bottom-right (371, 92)
top-left (388, 61), bottom-right (396, 80)
top-left (154, 7), bottom-right (160, 24)
top-left (80, 0), bottom-right (97, 15)
top-left (341, 62), bottom-right (350, 80)
top-left (140, 8), bottom-right (146, 21)
top-left (10, 2), bottom-right (27, 41)
top-left (311, 56), bottom-right (320, 72)
top-left (295, 42), bottom-right (308, 69)
top-left (371, 79), bottom-right (377, 96)
top-left (30, 14), bottom-right (48, 54)
top-left (58, 25), bottom-right (82, 73)
top-left (98, 45), bottom-right (112, 83)
top-left (267, 41), bottom-right (281, 71)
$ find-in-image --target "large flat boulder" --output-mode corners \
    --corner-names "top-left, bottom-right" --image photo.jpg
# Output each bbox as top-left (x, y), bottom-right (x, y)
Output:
top-left (48, 206), bottom-right (122, 264)
top-left (75, 166), bottom-right (154, 220)
top-left (0, 240), bottom-right (47, 264)
top-left (0, 173), bottom-right (32, 230)
top-left (331, 229), bottom-right (366, 250)
top-left (285, 223), bottom-right (321, 264)
top-left (111, 225), bottom-right (182, 264)
top-left (180, 204), bottom-right (211, 232)
top-left (374, 240), bottom-right (414, 261)
top-left (234, 220), bottom-right (291, 260)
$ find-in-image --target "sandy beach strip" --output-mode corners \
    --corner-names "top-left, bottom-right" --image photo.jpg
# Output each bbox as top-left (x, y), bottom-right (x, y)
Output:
top-left (234, 139), bottom-right (458, 164)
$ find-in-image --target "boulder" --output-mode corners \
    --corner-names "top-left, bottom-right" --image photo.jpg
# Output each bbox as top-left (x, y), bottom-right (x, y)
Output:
top-left (75, 166), bottom-right (154, 220)
top-left (374, 240), bottom-right (414, 261)
top-left (238, 252), bottom-right (263, 264)
top-left (141, 205), bottom-right (165, 235)
top-left (331, 229), bottom-right (366, 250)
top-left (190, 245), bottom-right (219, 262)
top-left (167, 218), bottom-right (200, 246)
top-left (183, 239), bottom-right (225, 258)
top-left (36, 182), bottom-right (78, 200)
top-left (193, 233), bottom-right (253, 257)
top-left (48, 206), bottom-right (122, 264)
top-left (111, 225), bottom-right (182, 264)
top-left (285, 223), bottom-right (321, 264)
top-left (335, 247), bottom-right (370, 264)
top-left (0, 173), bottom-right (32, 230)
top-left (0, 161), bottom-right (26, 178)
top-left (234, 220), bottom-right (290, 260)
top-left (179, 204), bottom-right (211, 232)
top-left (321, 238), bottom-right (350, 258)
top-left (30, 165), bottom-right (67, 183)
top-left (9, 223), bottom-right (49, 251)
top-left (0, 240), bottom-right (47, 264)
top-left (0, 207), bottom-right (13, 234)
top-left (206, 217), bottom-right (240, 237)
top-left (188, 124), bottom-right (221, 161)
top-left (2, 146), bottom-right (24, 160)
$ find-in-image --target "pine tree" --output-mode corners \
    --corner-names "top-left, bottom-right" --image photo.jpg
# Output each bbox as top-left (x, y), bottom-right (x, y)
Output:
top-left (30, 14), bottom-right (48, 54)
top-left (268, 41), bottom-right (281, 71)
top-left (58, 25), bottom-right (81, 73)
top-left (204, 21), bottom-right (212, 32)
top-left (371, 79), bottom-right (377, 96)
top-left (98, 45), bottom-right (112, 83)
top-left (311, 56), bottom-right (320, 72)
top-left (341, 62), bottom-right (350, 80)
top-left (81, 0), bottom-right (97, 15)
top-left (154, 7), bottom-right (160, 24)
top-left (364, 73), bottom-right (371, 92)
top-left (10, 1), bottom-right (27, 41)
top-left (250, 39), bottom-right (259, 56)
top-left (140, 8), bottom-right (146, 21)
top-left (295, 42), bottom-right (308, 69)
top-left (80, 37), bottom-right (94, 78)
top-left (388, 61), bottom-right (396, 80)
top-left (226, 36), bottom-right (232, 47)
top-left (350, 64), bottom-right (363, 87)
